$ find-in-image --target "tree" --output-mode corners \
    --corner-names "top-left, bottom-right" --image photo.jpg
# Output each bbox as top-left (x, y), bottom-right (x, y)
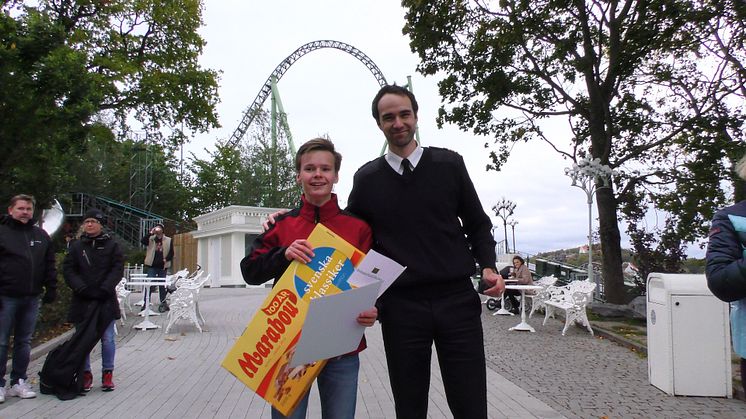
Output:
top-left (0, 5), bottom-right (100, 206)
top-left (241, 111), bottom-right (299, 209)
top-left (402, 0), bottom-right (746, 303)
top-left (0, 0), bottom-right (219, 208)
top-left (188, 110), bottom-right (298, 217)
top-left (188, 143), bottom-right (244, 217)
top-left (65, 126), bottom-right (194, 222)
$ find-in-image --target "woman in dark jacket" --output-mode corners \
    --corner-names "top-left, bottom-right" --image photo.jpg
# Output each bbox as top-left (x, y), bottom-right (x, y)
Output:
top-left (706, 154), bottom-right (746, 396)
top-left (63, 209), bottom-right (123, 392)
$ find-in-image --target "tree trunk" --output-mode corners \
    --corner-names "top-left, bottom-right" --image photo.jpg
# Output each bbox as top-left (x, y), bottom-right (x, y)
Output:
top-left (596, 187), bottom-right (626, 303)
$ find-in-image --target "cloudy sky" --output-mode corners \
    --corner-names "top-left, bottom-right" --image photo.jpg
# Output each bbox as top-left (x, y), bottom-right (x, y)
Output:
top-left (189, 0), bottom-right (703, 258)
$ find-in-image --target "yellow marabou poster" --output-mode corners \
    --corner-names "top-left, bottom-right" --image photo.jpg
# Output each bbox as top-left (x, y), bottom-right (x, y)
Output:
top-left (221, 223), bottom-right (366, 416)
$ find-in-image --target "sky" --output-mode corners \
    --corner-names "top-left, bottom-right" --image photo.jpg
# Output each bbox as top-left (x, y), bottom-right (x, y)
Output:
top-left (189, 0), bottom-right (705, 258)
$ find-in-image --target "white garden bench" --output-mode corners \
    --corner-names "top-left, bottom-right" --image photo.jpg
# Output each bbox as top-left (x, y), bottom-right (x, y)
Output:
top-left (542, 280), bottom-right (597, 336)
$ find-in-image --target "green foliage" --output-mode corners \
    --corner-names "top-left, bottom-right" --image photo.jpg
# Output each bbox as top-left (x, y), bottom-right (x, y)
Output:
top-left (189, 143), bottom-right (245, 216)
top-left (125, 249), bottom-right (146, 266)
top-left (64, 127), bottom-right (194, 222)
top-left (0, 0), bottom-right (219, 209)
top-left (401, 0), bottom-right (745, 302)
top-left (188, 110), bottom-right (299, 217)
top-left (241, 111), bottom-right (299, 209)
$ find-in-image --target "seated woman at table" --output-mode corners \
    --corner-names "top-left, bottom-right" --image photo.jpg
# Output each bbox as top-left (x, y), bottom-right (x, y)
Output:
top-left (504, 255), bottom-right (533, 314)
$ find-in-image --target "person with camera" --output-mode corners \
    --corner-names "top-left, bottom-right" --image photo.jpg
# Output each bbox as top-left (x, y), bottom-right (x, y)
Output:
top-left (141, 223), bottom-right (173, 312)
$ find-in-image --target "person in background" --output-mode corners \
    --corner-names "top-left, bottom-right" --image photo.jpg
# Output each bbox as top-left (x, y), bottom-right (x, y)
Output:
top-left (241, 137), bottom-right (377, 419)
top-left (63, 209), bottom-right (123, 392)
top-left (0, 194), bottom-right (57, 402)
top-left (141, 223), bottom-right (173, 312)
top-left (705, 153), bottom-right (746, 397)
top-left (504, 255), bottom-right (533, 314)
top-left (346, 84), bottom-right (504, 419)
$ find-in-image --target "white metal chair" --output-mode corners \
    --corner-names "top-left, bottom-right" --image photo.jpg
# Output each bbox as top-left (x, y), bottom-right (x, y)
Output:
top-left (164, 273), bottom-right (210, 333)
top-left (165, 287), bottom-right (202, 333)
top-left (527, 276), bottom-right (559, 318)
top-left (115, 278), bottom-right (132, 324)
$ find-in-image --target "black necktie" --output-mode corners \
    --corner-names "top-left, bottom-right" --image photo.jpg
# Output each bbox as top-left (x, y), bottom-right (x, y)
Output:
top-left (401, 158), bottom-right (413, 179)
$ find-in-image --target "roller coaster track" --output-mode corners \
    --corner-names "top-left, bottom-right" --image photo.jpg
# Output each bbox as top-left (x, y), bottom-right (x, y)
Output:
top-left (228, 40), bottom-right (388, 147)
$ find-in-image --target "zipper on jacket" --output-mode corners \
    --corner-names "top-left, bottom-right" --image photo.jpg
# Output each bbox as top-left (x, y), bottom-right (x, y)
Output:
top-left (314, 206), bottom-right (320, 224)
top-left (83, 249), bottom-right (92, 266)
top-left (24, 230), bottom-right (35, 294)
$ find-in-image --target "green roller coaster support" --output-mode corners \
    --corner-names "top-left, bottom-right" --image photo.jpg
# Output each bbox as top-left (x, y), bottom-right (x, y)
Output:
top-left (270, 77), bottom-right (296, 154)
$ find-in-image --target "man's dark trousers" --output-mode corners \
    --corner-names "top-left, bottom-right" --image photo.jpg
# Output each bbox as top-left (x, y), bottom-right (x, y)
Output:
top-left (379, 280), bottom-right (488, 419)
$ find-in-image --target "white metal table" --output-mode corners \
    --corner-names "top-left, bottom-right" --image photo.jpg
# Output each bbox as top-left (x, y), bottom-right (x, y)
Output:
top-left (127, 277), bottom-right (169, 330)
top-left (505, 284), bottom-right (544, 332)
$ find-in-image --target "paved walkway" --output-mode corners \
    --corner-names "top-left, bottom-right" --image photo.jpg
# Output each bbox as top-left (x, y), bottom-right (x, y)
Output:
top-left (0, 287), bottom-right (745, 418)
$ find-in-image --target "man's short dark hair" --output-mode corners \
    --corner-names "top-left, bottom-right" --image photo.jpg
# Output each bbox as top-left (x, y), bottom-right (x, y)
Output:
top-left (295, 138), bottom-right (342, 173)
top-left (8, 194), bottom-right (35, 209)
top-left (371, 84), bottom-right (419, 122)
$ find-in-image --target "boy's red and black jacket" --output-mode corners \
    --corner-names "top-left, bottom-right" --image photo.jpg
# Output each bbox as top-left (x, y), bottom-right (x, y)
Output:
top-left (240, 193), bottom-right (372, 287)
top-left (240, 193), bottom-right (373, 356)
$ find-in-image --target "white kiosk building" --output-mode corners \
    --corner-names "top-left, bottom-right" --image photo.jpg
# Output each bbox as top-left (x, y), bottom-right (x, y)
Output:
top-left (192, 206), bottom-right (282, 287)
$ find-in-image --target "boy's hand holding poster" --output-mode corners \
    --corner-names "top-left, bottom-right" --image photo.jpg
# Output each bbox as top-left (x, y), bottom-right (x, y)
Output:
top-left (222, 223), bottom-right (404, 416)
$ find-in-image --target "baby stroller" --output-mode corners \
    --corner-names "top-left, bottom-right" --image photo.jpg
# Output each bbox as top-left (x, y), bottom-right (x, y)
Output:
top-left (158, 265), bottom-right (202, 313)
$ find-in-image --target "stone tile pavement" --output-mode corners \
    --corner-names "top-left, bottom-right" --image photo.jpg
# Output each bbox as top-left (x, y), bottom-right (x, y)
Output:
top-left (0, 287), bottom-right (744, 418)
top-left (482, 305), bottom-right (746, 418)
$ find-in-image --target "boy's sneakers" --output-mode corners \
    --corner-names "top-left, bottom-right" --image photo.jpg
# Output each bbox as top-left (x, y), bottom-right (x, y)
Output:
top-left (8, 379), bottom-right (36, 399)
top-left (0, 387), bottom-right (5, 403)
top-left (102, 370), bottom-right (115, 392)
top-left (82, 371), bottom-right (93, 392)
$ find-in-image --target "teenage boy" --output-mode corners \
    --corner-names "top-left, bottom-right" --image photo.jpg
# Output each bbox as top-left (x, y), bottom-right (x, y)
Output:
top-left (241, 138), bottom-right (377, 419)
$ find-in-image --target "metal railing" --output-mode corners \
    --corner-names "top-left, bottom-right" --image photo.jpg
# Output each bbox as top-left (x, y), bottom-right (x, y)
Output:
top-left (65, 193), bottom-right (165, 249)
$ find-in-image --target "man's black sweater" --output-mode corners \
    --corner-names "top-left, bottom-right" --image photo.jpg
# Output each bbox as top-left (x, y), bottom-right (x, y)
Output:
top-left (347, 147), bottom-right (496, 292)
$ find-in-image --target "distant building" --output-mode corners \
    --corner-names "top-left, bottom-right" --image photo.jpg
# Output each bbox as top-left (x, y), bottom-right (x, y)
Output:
top-left (578, 245), bottom-right (589, 254)
top-left (192, 205), bottom-right (282, 287)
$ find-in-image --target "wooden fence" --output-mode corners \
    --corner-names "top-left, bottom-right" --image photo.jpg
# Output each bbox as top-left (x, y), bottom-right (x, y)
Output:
top-left (172, 232), bottom-right (198, 273)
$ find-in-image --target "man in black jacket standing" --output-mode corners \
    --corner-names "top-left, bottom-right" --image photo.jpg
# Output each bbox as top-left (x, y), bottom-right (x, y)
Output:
top-left (347, 85), bottom-right (504, 419)
top-left (0, 194), bottom-right (57, 402)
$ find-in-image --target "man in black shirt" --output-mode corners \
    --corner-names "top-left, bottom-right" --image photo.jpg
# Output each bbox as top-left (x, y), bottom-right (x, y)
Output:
top-left (347, 85), bottom-right (504, 419)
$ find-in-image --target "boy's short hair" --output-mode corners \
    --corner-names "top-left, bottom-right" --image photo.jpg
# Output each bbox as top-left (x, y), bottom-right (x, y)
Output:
top-left (8, 194), bottom-right (35, 209)
top-left (295, 138), bottom-right (342, 173)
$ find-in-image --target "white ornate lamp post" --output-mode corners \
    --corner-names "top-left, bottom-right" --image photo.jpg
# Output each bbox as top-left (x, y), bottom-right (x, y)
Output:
top-left (564, 157), bottom-right (614, 283)
top-left (507, 219), bottom-right (518, 253)
top-left (492, 198), bottom-right (516, 254)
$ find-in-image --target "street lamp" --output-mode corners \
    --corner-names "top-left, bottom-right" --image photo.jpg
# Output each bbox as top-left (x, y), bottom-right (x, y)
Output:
top-left (564, 157), bottom-right (614, 283)
top-left (507, 219), bottom-right (518, 253)
top-left (492, 198), bottom-right (516, 254)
